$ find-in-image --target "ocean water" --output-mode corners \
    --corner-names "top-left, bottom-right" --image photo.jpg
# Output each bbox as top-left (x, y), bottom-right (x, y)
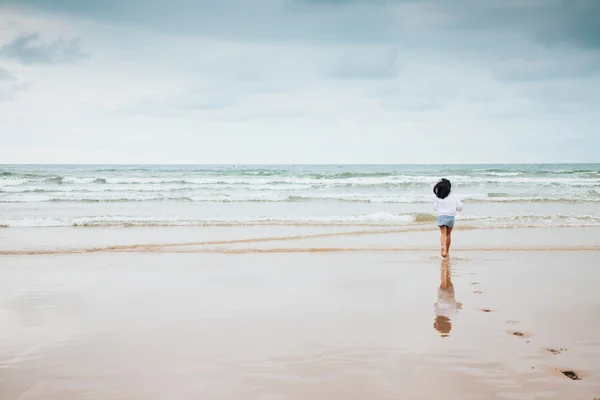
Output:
top-left (1, 164), bottom-right (599, 228)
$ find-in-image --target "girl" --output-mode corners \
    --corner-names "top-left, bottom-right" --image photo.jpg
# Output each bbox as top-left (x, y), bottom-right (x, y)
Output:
top-left (433, 178), bottom-right (463, 258)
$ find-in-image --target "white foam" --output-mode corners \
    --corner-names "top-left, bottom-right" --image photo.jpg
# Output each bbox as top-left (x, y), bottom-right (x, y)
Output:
top-left (483, 172), bottom-right (522, 176)
top-left (26, 175), bottom-right (594, 187)
top-left (0, 217), bottom-right (69, 228)
top-left (3, 213), bottom-right (600, 228)
top-left (0, 213), bottom-right (416, 227)
top-left (60, 176), bottom-right (97, 184)
top-left (2, 189), bottom-right (599, 203)
top-left (3, 173), bottom-right (600, 198)
top-left (0, 194), bottom-right (52, 202)
top-left (0, 178), bottom-right (29, 187)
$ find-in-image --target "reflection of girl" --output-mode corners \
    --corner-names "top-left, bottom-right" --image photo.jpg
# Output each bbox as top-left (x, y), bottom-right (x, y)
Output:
top-left (433, 260), bottom-right (462, 337)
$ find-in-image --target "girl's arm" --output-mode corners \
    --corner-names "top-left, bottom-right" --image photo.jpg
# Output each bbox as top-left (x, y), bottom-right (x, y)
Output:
top-left (456, 197), bottom-right (463, 212)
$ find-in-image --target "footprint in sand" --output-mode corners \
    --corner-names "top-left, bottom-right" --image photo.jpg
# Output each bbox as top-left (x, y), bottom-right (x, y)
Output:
top-left (507, 320), bottom-right (520, 325)
top-left (507, 330), bottom-right (533, 338)
top-left (473, 290), bottom-right (484, 294)
top-left (544, 348), bottom-right (568, 355)
top-left (479, 308), bottom-right (494, 313)
top-left (557, 369), bottom-right (582, 381)
top-left (535, 366), bottom-right (585, 381)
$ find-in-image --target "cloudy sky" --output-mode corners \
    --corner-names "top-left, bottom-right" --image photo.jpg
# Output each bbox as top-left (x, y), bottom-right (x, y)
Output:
top-left (0, 0), bottom-right (598, 164)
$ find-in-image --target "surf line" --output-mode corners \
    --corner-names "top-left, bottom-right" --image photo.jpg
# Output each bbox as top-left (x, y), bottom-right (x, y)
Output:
top-left (0, 227), bottom-right (426, 256)
top-left (3, 245), bottom-right (600, 256)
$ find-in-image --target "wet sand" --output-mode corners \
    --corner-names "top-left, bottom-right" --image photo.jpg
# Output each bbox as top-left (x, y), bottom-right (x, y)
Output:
top-left (1, 227), bottom-right (600, 399)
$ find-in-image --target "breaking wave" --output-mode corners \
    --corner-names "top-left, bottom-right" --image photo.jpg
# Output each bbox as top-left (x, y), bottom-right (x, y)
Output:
top-left (2, 164), bottom-right (599, 229)
top-left (2, 213), bottom-right (600, 228)
top-left (1, 191), bottom-right (599, 203)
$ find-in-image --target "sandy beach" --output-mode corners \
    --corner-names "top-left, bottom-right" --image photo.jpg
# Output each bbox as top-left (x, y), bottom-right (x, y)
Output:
top-left (2, 0), bottom-right (599, 392)
top-left (1, 226), bottom-right (599, 399)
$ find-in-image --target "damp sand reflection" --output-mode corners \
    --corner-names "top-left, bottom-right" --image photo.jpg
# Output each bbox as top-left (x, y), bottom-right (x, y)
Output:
top-left (434, 259), bottom-right (462, 337)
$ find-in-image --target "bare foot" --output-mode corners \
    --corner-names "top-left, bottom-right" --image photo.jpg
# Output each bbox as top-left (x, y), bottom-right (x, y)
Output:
top-left (440, 246), bottom-right (446, 257)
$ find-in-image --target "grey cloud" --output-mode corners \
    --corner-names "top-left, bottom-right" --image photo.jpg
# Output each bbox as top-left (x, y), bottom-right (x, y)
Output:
top-left (438, 1), bottom-right (600, 50)
top-left (0, 65), bottom-right (15, 80)
top-left (362, 82), bottom-right (449, 113)
top-left (172, 90), bottom-right (238, 112)
top-left (0, 66), bottom-right (28, 101)
top-left (3, 20), bottom-right (19, 29)
top-left (0, 0), bottom-right (471, 44)
top-left (0, 32), bottom-right (88, 64)
top-left (493, 53), bottom-right (600, 82)
top-left (295, 0), bottom-right (379, 4)
top-left (120, 84), bottom-right (253, 118)
top-left (517, 78), bottom-right (600, 109)
top-left (298, 0), bottom-right (600, 52)
top-left (536, 1), bottom-right (600, 49)
top-left (292, 0), bottom-right (417, 6)
top-left (5, 0), bottom-right (598, 53)
top-left (324, 50), bottom-right (400, 80)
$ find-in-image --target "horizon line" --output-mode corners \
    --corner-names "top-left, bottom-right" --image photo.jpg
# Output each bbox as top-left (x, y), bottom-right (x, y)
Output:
top-left (1, 162), bottom-right (598, 166)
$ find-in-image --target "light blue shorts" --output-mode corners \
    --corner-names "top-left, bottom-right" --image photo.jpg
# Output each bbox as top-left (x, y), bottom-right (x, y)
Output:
top-left (437, 215), bottom-right (455, 228)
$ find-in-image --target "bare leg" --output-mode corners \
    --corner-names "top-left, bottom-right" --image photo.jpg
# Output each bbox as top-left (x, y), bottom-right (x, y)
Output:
top-left (440, 226), bottom-right (447, 257)
top-left (446, 227), bottom-right (453, 257)
top-left (440, 258), bottom-right (451, 289)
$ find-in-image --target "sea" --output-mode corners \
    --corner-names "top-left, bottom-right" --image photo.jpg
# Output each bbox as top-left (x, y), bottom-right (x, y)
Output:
top-left (1, 164), bottom-right (599, 229)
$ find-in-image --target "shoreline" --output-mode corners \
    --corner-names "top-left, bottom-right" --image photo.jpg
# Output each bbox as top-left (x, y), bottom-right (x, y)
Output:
top-left (2, 226), bottom-right (600, 255)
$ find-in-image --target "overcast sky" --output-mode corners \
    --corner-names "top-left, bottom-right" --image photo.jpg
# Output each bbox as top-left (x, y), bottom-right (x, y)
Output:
top-left (0, 0), bottom-right (598, 164)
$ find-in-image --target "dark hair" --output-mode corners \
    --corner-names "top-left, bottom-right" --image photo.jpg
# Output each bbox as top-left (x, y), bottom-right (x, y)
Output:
top-left (433, 178), bottom-right (451, 199)
top-left (434, 315), bottom-right (451, 336)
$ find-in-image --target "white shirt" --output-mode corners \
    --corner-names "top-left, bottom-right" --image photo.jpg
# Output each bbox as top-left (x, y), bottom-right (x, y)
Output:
top-left (434, 287), bottom-right (458, 319)
top-left (434, 193), bottom-right (463, 217)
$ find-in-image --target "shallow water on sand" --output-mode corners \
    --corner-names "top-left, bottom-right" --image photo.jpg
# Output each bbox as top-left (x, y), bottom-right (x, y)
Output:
top-left (1, 251), bottom-right (599, 399)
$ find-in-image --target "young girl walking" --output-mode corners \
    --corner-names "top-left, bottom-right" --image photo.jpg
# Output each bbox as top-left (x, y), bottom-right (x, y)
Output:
top-left (433, 179), bottom-right (463, 258)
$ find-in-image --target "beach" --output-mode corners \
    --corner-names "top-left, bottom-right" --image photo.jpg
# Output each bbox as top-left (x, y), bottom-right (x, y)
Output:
top-left (2, 0), bottom-right (599, 393)
top-left (1, 164), bottom-right (600, 398)
top-left (1, 226), bottom-right (600, 399)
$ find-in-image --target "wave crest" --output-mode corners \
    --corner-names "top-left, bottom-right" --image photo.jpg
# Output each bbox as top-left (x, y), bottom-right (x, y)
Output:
top-left (2, 213), bottom-right (600, 228)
